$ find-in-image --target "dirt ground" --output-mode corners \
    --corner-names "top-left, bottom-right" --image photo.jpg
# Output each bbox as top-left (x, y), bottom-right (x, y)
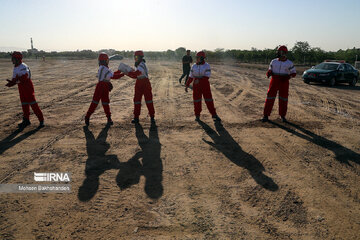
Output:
top-left (0, 58), bottom-right (359, 240)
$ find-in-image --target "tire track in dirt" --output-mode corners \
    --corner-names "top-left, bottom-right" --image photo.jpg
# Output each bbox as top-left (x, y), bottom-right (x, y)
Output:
top-left (0, 116), bottom-right (84, 183)
top-left (250, 119), bottom-right (360, 237)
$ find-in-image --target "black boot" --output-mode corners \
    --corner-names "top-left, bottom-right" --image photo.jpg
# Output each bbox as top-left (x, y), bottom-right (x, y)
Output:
top-left (281, 116), bottom-right (288, 123)
top-left (151, 117), bottom-right (155, 124)
top-left (18, 117), bottom-right (31, 128)
top-left (38, 120), bottom-right (44, 128)
top-left (85, 117), bottom-right (90, 126)
top-left (131, 118), bottom-right (139, 124)
top-left (107, 116), bottom-right (113, 125)
top-left (212, 115), bottom-right (221, 122)
top-left (261, 116), bottom-right (269, 122)
top-left (195, 116), bottom-right (200, 122)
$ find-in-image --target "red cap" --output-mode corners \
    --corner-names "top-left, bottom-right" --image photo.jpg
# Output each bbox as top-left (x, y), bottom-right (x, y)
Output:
top-left (98, 52), bottom-right (109, 61)
top-left (12, 51), bottom-right (23, 60)
top-left (196, 51), bottom-right (206, 58)
top-left (277, 45), bottom-right (288, 54)
top-left (134, 50), bottom-right (144, 57)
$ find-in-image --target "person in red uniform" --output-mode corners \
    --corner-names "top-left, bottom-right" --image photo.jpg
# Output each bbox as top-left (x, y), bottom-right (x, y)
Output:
top-left (85, 53), bottom-right (124, 126)
top-left (262, 46), bottom-right (296, 123)
top-left (125, 51), bottom-right (155, 124)
top-left (5, 51), bottom-right (44, 128)
top-left (185, 51), bottom-right (221, 122)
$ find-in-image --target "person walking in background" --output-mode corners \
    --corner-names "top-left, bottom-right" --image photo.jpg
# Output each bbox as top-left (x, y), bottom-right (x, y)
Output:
top-left (179, 50), bottom-right (193, 85)
top-left (262, 45), bottom-right (296, 123)
top-left (5, 51), bottom-right (44, 128)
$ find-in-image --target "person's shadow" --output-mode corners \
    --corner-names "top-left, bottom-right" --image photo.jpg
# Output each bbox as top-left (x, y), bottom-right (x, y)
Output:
top-left (78, 125), bottom-right (121, 202)
top-left (198, 121), bottom-right (279, 191)
top-left (78, 123), bottom-right (163, 201)
top-left (0, 127), bottom-right (41, 155)
top-left (116, 123), bottom-right (163, 199)
top-left (269, 120), bottom-right (360, 166)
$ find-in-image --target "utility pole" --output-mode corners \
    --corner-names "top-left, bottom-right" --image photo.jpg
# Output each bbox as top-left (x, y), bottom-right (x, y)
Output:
top-left (31, 38), bottom-right (33, 50)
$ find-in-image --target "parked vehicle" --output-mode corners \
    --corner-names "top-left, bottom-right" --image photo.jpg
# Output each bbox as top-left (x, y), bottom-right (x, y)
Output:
top-left (302, 61), bottom-right (359, 86)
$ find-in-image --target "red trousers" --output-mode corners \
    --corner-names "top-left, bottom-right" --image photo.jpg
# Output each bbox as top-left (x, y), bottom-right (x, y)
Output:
top-left (18, 79), bottom-right (44, 121)
top-left (193, 78), bottom-right (217, 117)
top-left (134, 79), bottom-right (155, 118)
top-left (263, 76), bottom-right (289, 117)
top-left (86, 81), bottom-right (111, 118)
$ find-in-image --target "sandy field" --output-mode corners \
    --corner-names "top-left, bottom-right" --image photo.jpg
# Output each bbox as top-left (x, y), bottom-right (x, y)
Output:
top-left (0, 58), bottom-right (359, 240)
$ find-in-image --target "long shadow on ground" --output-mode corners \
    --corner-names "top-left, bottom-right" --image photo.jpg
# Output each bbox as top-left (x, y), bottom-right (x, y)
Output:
top-left (78, 123), bottom-right (163, 202)
top-left (269, 120), bottom-right (360, 166)
top-left (0, 126), bottom-right (41, 155)
top-left (117, 123), bottom-right (163, 199)
top-left (198, 120), bottom-right (279, 191)
top-left (78, 125), bottom-right (120, 202)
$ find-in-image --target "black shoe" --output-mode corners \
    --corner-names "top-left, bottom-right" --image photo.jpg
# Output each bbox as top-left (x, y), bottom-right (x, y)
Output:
top-left (179, 78), bottom-right (182, 84)
top-left (131, 118), bottom-right (139, 124)
top-left (107, 116), bottom-right (113, 125)
top-left (151, 117), bottom-right (155, 123)
top-left (18, 118), bottom-right (31, 128)
top-left (281, 116), bottom-right (288, 123)
top-left (195, 116), bottom-right (200, 122)
top-left (261, 116), bottom-right (269, 122)
top-left (212, 115), bottom-right (221, 122)
top-left (85, 117), bottom-right (90, 126)
top-left (38, 121), bottom-right (44, 128)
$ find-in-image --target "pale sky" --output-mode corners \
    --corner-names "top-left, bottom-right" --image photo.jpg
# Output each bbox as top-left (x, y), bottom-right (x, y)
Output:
top-left (0, 0), bottom-right (359, 52)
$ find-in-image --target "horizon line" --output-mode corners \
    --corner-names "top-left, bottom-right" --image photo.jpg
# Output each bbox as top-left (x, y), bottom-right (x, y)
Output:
top-left (1, 46), bottom-right (359, 53)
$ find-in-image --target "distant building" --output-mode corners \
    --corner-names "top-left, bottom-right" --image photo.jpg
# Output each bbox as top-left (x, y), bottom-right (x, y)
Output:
top-left (27, 37), bottom-right (38, 54)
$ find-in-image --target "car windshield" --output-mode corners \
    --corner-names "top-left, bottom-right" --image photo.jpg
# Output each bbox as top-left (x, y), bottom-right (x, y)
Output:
top-left (314, 63), bottom-right (339, 70)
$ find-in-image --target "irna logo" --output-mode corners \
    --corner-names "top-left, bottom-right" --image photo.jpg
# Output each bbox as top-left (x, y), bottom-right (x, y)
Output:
top-left (34, 172), bottom-right (71, 182)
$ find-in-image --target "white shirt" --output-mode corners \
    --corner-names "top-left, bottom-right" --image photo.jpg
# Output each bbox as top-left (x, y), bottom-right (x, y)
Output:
top-left (136, 61), bottom-right (148, 79)
top-left (13, 63), bottom-right (31, 80)
top-left (269, 58), bottom-right (296, 76)
top-left (97, 65), bottom-right (113, 82)
top-left (189, 62), bottom-right (211, 78)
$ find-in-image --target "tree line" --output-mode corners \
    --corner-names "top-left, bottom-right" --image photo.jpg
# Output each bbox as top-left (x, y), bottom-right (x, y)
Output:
top-left (0, 41), bottom-right (359, 66)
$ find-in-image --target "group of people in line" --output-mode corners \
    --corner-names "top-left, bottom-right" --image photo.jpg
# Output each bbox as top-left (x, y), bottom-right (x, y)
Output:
top-left (5, 45), bottom-right (296, 128)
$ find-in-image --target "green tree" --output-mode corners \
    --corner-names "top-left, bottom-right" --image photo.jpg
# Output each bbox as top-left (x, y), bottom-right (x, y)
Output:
top-left (175, 47), bottom-right (186, 58)
top-left (292, 41), bottom-right (311, 64)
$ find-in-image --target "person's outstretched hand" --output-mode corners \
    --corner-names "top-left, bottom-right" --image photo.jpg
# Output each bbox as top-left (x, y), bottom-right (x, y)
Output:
top-left (5, 79), bottom-right (16, 87)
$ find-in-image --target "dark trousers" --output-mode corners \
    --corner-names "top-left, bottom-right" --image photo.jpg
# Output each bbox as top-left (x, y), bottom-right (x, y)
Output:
top-left (179, 67), bottom-right (190, 84)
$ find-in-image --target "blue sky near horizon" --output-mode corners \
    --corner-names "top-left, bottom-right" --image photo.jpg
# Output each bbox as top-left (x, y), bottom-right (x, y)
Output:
top-left (0, 0), bottom-right (359, 52)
